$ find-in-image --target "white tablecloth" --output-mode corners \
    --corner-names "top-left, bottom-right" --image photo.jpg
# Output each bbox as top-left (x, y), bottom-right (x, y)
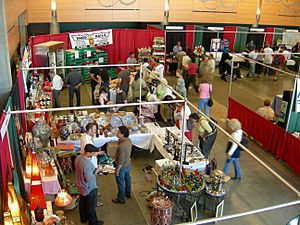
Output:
top-left (58, 133), bottom-right (154, 151)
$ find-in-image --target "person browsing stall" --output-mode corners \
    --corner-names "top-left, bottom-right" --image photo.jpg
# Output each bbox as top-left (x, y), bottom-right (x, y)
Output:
top-left (112, 126), bottom-right (132, 204)
top-left (75, 144), bottom-right (104, 225)
top-left (51, 73), bottom-right (64, 108)
top-left (65, 67), bottom-right (83, 109)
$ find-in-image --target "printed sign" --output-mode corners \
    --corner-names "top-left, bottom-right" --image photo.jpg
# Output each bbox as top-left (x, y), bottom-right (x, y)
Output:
top-left (69, 29), bottom-right (113, 49)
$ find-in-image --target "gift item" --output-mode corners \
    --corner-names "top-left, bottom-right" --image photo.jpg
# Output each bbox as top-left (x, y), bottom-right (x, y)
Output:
top-left (32, 119), bottom-right (51, 147)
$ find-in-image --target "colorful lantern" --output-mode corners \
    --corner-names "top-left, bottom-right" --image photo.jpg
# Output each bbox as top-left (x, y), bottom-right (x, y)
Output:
top-left (54, 189), bottom-right (73, 207)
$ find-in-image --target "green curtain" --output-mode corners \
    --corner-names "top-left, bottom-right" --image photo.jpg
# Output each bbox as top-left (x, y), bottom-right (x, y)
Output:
top-left (234, 27), bottom-right (248, 52)
top-left (272, 28), bottom-right (284, 47)
top-left (6, 97), bottom-right (27, 201)
top-left (194, 26), bottom-right (204, 47)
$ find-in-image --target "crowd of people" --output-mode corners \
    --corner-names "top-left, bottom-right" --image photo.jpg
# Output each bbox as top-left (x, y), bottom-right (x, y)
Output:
top-left (62, 39), bottom-right (297, 225)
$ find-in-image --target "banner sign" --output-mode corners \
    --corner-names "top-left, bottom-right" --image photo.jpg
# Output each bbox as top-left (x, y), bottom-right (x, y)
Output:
top-left (69, 29), bottom-right (113, 49)
top-left (210, 39), bottom-right (229, 52)
top-left (296, 78), bottom-right (300, 113)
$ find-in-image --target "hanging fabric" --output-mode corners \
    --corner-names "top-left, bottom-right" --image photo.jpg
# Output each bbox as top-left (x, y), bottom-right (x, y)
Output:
top-left (223, 26), bottom-right (237, 52)
top-left (194, 26), bottom-right (204, 47)
top-left (234, 27), bottom-right (248, 52)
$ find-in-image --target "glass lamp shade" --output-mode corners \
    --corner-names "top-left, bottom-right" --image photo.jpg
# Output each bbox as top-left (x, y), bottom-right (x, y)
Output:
top-left (31, 153), bottom-right (41, 180)
top-left (54, 189), bottom-right (72, 207)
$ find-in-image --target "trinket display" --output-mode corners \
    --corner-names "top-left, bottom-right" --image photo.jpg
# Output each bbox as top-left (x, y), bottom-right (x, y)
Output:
top-left (158, 165), bottom-right (205, 193)
top-left (206, 169), bottom-right (230, 197)
top-left (32, 120), bottom-right (51, 147)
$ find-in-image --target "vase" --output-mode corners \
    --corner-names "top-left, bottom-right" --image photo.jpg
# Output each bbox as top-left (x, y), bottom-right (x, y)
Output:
top-left (32, 120), bottom-right (51, 148)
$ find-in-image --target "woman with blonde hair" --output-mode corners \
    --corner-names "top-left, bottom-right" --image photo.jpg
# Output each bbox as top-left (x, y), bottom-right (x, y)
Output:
top-left (223, 118), bottom-right (243, 180)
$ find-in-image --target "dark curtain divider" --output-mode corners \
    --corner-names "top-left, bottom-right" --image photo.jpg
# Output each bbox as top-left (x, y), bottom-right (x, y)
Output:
top-left (17, 70), bottom-right (27, 133)
top-left (223, 26), bottom-right (237, 51)
top-left (272, 28), bottom-right (284, 47)
top-left (166, 31), bottom-right (185, 54)
top-left (228, 98), bottom-right (300, 176)
top-left (194, 26), bottom-right (204, 47)
top-left (246, 33), bottom-right (265, 48)
top-left (234, 27), bottom-right (248, 52)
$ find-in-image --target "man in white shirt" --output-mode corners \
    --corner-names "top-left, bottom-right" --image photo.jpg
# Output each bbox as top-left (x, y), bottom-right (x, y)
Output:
top-left (263, 44), bottom-right (273, 76)
top-left (80, 123), bottom-right (105, 168)
top-left (51, 74), bottom-right (64, 108)
top-left (155, 61), bottom-right (164, 80)
top-left (246, 49), bottom-right (258, 79)
top-left (282, 47), bottom-right (291, 70)
top-left (173, 41), bottom-right (182, 55)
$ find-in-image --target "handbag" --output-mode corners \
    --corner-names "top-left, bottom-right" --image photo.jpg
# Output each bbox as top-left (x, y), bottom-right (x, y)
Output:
top-left (208, 98), bottom-right (214, 107)
top-left (208, 84), bottom-right (213, 107)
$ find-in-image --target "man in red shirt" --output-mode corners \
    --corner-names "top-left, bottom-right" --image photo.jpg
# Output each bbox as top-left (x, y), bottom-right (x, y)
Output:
top-left (185, 57), bottom-right (198, 93)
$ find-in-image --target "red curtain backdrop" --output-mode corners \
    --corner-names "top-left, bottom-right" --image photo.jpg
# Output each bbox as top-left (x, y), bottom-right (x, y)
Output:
top-left (185, 25), bottom-right (195, 50)
top-left (29, 28), bottom-right (164, 66)
top-left (228, 98), bottom-right (300, 175)
top-left (17, 70), bottom-right (27, 132)
top-left (0, 113), bottom-right (13, 207)
top-left (223, 26), bottom-right (237, 52)
top-left (265, 27), bottom-right (275, 46)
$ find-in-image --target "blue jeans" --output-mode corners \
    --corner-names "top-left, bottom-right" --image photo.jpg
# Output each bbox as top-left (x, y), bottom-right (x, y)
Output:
top-left (198, 98), bottom-right (210, 117)
top-left (223, 158), bottom-right (242, 178)
top-left (79, 188), bottom-right (98, 225)
top-left (116, 165), bottom-right (131, 202)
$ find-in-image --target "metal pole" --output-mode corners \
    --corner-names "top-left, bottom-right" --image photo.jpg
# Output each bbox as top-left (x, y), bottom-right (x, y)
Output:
top-left (22, 63), bottom-right (140, 71)
top-left (6, 99), bottom-right (185, 114)
top-left (177, 199), bottom-right (300, 225)
top-left (139, 63), bottom-right (142, 117)
top-left (228, 56), bottom-right (234, 98)
top-left (179, 100), bottom-right (187, 179)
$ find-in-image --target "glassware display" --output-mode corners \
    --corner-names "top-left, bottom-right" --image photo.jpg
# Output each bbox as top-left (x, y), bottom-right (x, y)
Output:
top-left (32, 120), bottom-right (51, 147)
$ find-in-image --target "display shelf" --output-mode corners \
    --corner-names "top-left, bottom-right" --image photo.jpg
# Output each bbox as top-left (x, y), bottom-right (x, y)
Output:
top-left (153, 37), bottom-right (165, 63)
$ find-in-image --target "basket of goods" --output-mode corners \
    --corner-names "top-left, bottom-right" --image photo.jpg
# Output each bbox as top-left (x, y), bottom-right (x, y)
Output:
top-left (158, 165), bottom-right (206, 194)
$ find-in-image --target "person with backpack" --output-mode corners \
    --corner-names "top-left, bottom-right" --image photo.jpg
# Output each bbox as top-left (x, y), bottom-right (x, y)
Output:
top-left (223, 118), bottom-right (243, 180)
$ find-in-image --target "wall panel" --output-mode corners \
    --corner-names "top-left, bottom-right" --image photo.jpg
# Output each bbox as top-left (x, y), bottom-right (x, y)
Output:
top-left (27, 0), bottom-right (51, 9)
top-left (139, 10), bottom-right (163, 22)
top-left (28, 9), bottom-right (51, 23)
top-left (57, 0), bottom-right (84, 9)
top-left (57, 10), bottom-right (85, 22)
top-left (169, 11), bottom-right (193, 22)
top-left (112, 10), bottom-right (140, 21)
top-left (85, 10), bottom-right (113, 21)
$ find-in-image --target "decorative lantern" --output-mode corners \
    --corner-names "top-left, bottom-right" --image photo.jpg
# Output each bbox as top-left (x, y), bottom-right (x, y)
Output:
top-left (54, 189), bottom-right (73, 207)
top-left (31, 152), bottom-right (40, 181)
top-left (7, 182), bottom-right (21, 225)
top-left (3, 212), bottom-right (13, 225)
top-left (25, 149), bottom-right (32, 179)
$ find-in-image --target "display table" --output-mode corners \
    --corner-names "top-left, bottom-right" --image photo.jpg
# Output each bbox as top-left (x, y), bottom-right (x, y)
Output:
top-left (24, 163), bottom-right (61, 195)
top-left (58, 132), bottom-right (155, 152)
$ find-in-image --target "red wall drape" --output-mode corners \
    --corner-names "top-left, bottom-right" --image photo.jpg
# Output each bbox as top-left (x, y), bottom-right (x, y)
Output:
top-left (185, 25), bottom-right (195, 50)
top-left (0, 113), bottom-right (13, 207)
top-left (30, 28), bottom-right (164, 66)
top-left (265, 27), bottom-right (275, 46)
top-left (228, 98), bottom-right (300, 175)
top-left (223, 26), bottom-right (237, 52)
